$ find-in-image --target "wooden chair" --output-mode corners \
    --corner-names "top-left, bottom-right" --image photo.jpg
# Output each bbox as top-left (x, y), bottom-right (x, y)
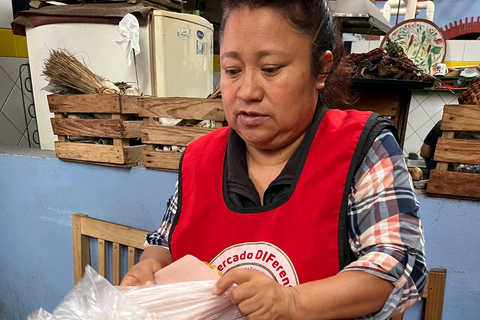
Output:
top-left (391, 268), bottom-right (447, 320)
top-left (72, 213), bottom-right (149, 285)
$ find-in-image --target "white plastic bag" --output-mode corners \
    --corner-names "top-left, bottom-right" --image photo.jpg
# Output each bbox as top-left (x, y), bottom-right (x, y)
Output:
top-left (28, 265), bottom-right (242, 320)
top-left (115, 13), bottom-right (140, 66)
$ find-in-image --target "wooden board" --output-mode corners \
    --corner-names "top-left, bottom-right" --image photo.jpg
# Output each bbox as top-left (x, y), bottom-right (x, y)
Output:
top-left (79, 215), bottom-right (147, 249)
top-left (48, 94), bottom-right (122, 113)
top-left (123, 145), bottom-right (145, 165)
top-left (138, 97), bottom-right (225, 121)
top-left (55, 142), bottom-right (144, 165)
top-left (442, 104), bottom-right (480, 131)
top-left (424, 268), bottom-right (447, 320)
top-left (51, 118), bottom-right (142, 138)
top-left (348, 92), bottom-right (399, 117)
top-left (142, 150), bottom-right (182, 171)
top-left (435, 138), bottom-right (480, 165)
top-left (427, 170), bottom-right (480, 199)
top-left (141, 125), bottom-right (214, 146)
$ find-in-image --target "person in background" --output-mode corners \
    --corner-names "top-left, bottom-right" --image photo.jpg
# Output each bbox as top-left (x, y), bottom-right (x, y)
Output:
top-left (420, 120), bottom-right (442, 171)
top-left (121, 1), bottom-right (427, 319)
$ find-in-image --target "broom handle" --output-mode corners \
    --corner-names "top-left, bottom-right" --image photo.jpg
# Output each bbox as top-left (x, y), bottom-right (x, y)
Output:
top-left (133, 48), bottom-right (139, 86)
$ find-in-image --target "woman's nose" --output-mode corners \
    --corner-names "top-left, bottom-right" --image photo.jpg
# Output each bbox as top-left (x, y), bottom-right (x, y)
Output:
top-left (237, 71), bottom-right (263, 102)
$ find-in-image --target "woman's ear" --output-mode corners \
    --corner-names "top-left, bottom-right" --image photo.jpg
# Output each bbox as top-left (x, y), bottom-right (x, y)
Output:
top-left (315, 50), bottom-right (333, 90)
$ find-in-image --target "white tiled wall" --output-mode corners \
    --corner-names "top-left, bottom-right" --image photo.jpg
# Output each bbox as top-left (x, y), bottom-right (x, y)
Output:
top-left (463, 41), bottom-right (480, 61)
top-left (403, 90), bottom-right (460, 157)
top-left (0, 57), bottom-right (39, 148)
top-left (444, 40), bottom-right (466, 61)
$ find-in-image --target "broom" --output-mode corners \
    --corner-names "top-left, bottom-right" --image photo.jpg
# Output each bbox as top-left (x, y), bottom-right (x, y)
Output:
top-left (42, 49), bottom-right (118, 94)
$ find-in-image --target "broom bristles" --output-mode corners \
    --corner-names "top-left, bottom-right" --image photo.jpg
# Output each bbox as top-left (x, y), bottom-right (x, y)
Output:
top-left (42, 49), bottom-right (106, 94)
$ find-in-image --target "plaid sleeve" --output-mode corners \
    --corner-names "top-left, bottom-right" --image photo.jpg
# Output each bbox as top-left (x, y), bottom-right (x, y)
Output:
top-left (144, 181), bottom-right (178, 249)
top-left (342, 130), bottom-right (427, 320)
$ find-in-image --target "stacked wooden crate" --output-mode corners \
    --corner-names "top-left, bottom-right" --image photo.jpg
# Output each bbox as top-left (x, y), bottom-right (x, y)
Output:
top-left (138, 97), bottom-right (226, 171)
top-left (427, 104), bottom-right (480, 199)
top-left (48, 94), bottom-right (145, 167)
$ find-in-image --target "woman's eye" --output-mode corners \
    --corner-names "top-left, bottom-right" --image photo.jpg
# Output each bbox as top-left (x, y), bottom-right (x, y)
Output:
top-left (262, 66), bottom-right (281, 75)
top-left (224, 69), bottom-right (241, 77)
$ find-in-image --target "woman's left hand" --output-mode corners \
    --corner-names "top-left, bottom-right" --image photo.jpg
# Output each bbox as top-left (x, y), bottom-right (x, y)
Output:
top-left (213, 268), bottom-right (300, 320)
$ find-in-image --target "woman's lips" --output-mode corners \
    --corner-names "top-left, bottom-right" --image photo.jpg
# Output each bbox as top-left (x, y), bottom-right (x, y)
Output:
top-left (238, 112), bottom-right (269, 126)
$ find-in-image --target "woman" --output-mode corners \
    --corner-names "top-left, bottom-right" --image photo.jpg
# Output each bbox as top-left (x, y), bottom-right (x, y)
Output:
top-left (121, 1), bottom-right (426, 319)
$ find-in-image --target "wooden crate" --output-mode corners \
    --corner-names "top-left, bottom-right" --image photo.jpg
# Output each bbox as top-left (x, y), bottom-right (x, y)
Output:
top-left (427, 104), bottom-right (480, 199)
top-left (138, 97), bottom-right (226, 171)
top-left (48, 94), bottom-right (145, 167)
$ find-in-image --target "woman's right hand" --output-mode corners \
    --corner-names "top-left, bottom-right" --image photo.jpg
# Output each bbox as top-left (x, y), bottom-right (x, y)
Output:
top-left (120, 258), bottom-right (163, 286)
top-left (120, 246), bottom-right (173, 286)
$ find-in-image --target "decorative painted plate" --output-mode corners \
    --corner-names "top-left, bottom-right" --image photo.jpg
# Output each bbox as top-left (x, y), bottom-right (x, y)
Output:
top-left (381, 19), bottom-right (447, 75)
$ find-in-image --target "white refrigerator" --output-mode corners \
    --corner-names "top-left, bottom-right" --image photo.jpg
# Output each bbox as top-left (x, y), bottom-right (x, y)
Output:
top-left (25, 10), bottom-right (214, 150)
top-left (151, 10), bottom-right (213, 98)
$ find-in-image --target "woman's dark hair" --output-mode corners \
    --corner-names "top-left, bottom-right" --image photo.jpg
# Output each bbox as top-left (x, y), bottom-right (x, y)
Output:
top-left (220, 0), bottom-right (354, 109)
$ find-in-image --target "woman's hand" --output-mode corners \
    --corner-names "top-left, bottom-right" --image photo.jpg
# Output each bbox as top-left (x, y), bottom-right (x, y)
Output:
top-left (120, 257), bottom-right (163, 286)
top-left (213, 268), bottom-right (300, 320)
top-left (120, 246), bottom-right (173, 286)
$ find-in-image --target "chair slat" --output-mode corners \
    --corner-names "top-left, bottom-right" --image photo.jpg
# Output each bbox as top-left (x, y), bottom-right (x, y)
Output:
top-left (113, 242), bottom-right (121, 285)
top-left (424, 268), bottom-right (447, 320)
top-left (72, 213), bottom-right (152, 286)
top-left (128, 246), bottom-right (136, 271)
top-left (98, 239), bottom-right (106, 278)
top-left (72, 214), bottom-right (90, 285)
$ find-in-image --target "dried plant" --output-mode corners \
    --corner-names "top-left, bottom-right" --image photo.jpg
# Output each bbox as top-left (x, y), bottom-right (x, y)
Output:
top-left (42, 49), bottom-right (117, 94)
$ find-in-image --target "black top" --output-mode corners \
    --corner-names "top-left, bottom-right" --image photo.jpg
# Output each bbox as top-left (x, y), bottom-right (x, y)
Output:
top-left (423, 120), bottom-right (442, 171)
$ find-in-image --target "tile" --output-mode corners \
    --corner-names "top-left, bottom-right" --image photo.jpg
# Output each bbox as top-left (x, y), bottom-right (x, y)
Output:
top-left (18, 117), bottom-right (40, 148)
top-left (409, 96), bottom-right (419, 114)
top-left (412, 90), bottom-right (433, 105)
top-left (368, 41), bottom-right (381, 51)
top-left (0, 29), bottom-right (16, 57)
top-left (403, 133), bottom-right (424, 155)
top-left (0, 111), bottom-right (23, 146)
top-left (213, 71), bottom-right (220, 92)
top-left (431, 109), bottom-right (443, 124)
top-left (445, 40), bottom-right (465, 61)
top-left (420, 92), bottom-right (445, 118)
top-left (447, 61), bottom-right (466, 67)
top-left (26, 116), bottom-right (40, 147)
top-left (408, 105), bottom-right (430, 132)
top-left (0, 67), bottom-right (15, 110)
top-left (415, 119), bottom-right (436, 142)
top-left (405, 123), bottom-right (415, 140)
top-left (2, 84), bottom-right (29, 132)
top-left (17, 133), bottom-right (30, 148)
top-left (437, 91), bottom-right (461, 105)
top-left (14, 35), bottom-right (29, 58)
top-left (16, 76), bottom-right (32, 103)
top-left (0, 56), bottom-right (29, 83)
top-left (463, 41), bottom-right (480, 61)
top-left (350, 41), bottom-right (370, 53)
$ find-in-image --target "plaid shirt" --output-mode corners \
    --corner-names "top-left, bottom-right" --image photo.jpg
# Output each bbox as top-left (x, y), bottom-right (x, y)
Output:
top-left (145, 130), bottom-right (426, 319)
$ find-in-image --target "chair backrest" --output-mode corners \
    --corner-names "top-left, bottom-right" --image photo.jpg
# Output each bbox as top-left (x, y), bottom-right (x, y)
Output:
top-left (72, 213), bottom-right (149, 285)
top-left (391, 268), bottom-right (447, 320)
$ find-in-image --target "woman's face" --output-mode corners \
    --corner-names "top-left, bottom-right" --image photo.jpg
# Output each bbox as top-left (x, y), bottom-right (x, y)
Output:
top-left (220, 7), bottom-right (326, 151)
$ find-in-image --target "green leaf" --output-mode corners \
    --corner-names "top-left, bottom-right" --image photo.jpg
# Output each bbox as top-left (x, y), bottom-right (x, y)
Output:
top-left (412, 50), bottom-right (418, 56)
top-left (431, 46), bottom-right (442, 54)
top-left (422, 31), bottom-right (426, 43)
top-left (428, 54), bottom-right (433, 70)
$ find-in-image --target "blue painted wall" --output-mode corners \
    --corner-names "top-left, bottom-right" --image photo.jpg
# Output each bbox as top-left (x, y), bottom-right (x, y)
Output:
top-left (1, 146), bottom-right (479, 319)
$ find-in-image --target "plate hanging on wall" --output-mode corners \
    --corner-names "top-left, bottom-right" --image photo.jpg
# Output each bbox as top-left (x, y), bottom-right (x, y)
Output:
top-left (380, 18), bottom-right (447, 75)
